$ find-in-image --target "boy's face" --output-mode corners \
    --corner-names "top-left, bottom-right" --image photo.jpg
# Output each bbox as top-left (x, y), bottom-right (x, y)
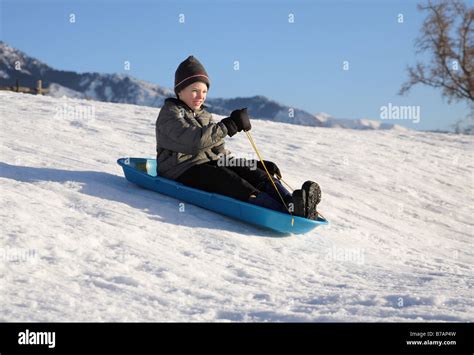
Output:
top-left (177, 81), bottom-right (208, 111)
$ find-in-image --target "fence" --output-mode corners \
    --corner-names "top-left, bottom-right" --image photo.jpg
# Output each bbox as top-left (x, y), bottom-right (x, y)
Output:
top-left (0, 79), bottom-right (49, 95)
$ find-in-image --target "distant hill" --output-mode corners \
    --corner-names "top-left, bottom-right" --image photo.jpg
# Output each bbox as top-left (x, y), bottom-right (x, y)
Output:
top-left (0, 41), bottom-right (406, 131)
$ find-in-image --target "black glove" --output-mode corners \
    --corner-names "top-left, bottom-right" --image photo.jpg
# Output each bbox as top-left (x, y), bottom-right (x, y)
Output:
top-left (221, 116), bottom-right (238, 137)
top-left (257, 160), bottom-right (282, 179)
top-left (230, 108), bottom-right (252, 132)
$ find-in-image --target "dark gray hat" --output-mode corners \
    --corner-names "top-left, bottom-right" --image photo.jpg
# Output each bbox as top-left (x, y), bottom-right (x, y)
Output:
top-left (174, 55), bottom-right (210, 96)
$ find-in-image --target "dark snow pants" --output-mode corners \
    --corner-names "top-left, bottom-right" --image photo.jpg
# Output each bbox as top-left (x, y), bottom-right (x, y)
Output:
top-left (176, 160), bottom-right (268, 202)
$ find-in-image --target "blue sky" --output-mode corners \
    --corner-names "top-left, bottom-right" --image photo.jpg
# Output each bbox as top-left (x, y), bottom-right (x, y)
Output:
top-left (1, 0), bottom-right (470, 130)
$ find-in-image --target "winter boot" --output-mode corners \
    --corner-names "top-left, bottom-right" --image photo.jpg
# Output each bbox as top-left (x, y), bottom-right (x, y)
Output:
top-left (302, 181), bottom-right (321, 220)
top-left (288, 189), bottom-right (306, 218)
top-left (247, 192), bottom-right (287, 213)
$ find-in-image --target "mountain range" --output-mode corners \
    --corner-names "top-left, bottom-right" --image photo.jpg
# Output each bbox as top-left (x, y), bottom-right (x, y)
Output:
top-left (0, 41), bottom-right (405, 130)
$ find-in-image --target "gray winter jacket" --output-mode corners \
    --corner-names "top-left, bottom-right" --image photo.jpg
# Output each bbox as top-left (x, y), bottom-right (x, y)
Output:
top-left (155, 98), bottom-right (230, 179)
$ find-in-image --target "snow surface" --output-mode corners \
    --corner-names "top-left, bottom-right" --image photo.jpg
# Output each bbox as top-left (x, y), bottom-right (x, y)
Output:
top-left (0, 91), bottom-right (473, 322)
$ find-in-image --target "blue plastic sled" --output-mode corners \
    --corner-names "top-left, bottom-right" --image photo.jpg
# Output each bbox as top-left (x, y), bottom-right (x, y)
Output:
top-left (117, 157), bottom-right (328, 234)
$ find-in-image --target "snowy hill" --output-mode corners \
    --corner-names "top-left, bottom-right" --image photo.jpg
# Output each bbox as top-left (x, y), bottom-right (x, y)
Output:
top-left (0, 91), bottom-right (472, 322)
top-left (0, 41), bottom-right (404, 131)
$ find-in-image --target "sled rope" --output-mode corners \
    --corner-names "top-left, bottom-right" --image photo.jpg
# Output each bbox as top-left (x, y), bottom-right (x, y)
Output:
top-left (245, 131), bottom-right (294, 226)
top-left (279, 178), bottom-right (295, 192)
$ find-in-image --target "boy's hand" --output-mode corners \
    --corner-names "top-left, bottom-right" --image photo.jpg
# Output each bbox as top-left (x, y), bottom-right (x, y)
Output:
top-left (257, 160), bottom-right (282, 179)
top-left (230, 108), bottom-right (252, 132)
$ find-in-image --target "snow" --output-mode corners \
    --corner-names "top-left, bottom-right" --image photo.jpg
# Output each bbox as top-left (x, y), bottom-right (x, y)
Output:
top-left (0, 91), bottom-right (472, 322)
top-left (314, 114), bottom-right (408, 131)
top-left (103, 86), bottom-right (113, 101)
top-left (83, 78), bottom-right (101, 99)
top-left (0, 70), bottom-right (9, 79)
top-left (48, 83), bottom-right (87, 99)
top-left (0, 41), bottom-right (20, 70)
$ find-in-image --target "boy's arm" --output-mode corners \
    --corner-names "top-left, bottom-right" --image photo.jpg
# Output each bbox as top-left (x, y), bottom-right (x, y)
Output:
top-left (157, 106), bottom-right (229, 155)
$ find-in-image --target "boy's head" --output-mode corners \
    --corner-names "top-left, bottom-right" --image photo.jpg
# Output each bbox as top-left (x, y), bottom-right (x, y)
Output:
top-left (175, 55), bottom-right (210, 110)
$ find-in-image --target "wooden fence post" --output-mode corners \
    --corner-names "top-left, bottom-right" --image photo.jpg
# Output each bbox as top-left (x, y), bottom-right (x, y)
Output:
top-left (37, 80), bottom-right (43, 95)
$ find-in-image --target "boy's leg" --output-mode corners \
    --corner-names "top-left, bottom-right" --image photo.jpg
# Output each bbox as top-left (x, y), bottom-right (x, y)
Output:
top-left (178, 162), bottom-right (297, 214)
top-left (227, 165), bottom-right (291, 204)
top-left (225, 164), bottom-right (268, 189)
top-left (176, 162), bottom-right (258, 201)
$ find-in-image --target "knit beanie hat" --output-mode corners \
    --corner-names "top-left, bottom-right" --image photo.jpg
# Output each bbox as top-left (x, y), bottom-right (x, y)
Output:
top-left (174, 55), bottom-right (210, 96)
